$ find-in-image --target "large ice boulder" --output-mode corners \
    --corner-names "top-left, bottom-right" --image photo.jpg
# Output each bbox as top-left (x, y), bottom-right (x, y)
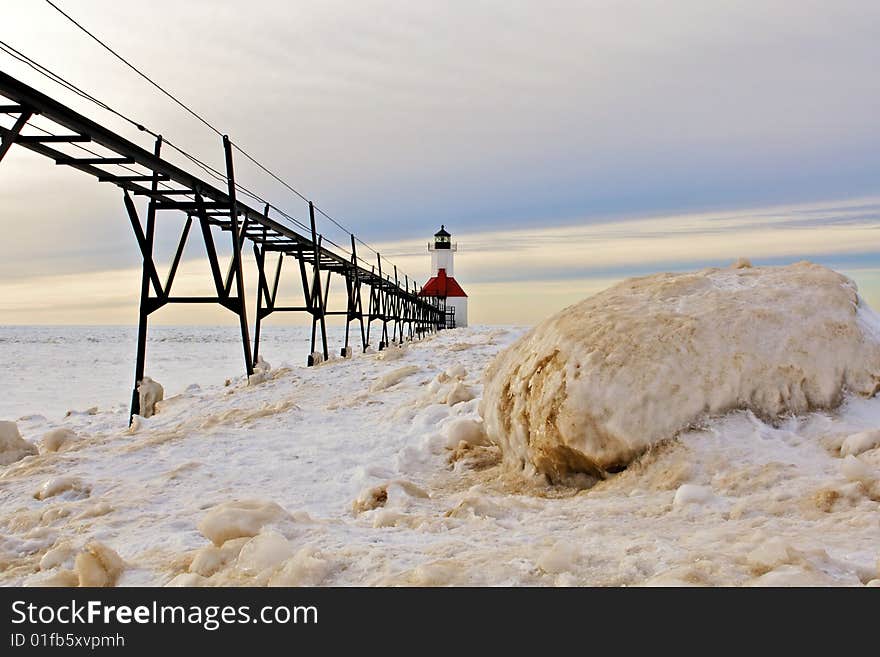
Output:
top-left (480, 263), bottom-right (880, 481)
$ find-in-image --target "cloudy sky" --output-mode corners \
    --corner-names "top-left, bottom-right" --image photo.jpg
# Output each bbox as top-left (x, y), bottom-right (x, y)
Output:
top-left (2, 0), bottom-right (879, 325)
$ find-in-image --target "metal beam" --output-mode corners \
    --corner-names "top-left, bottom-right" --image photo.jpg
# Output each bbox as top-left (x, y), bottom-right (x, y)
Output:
top-left (56, 156), bottom-right (135, 165)
top-left (222, 135), bottom-right (254, 378)
top-left (16, 134), bottom-right (90, 143)
top-left (99, 174), bottom-right (171, 182)
top-left (0, 71), bottom-right (446, 406)
top-left (0, 110), bottom-right (32, 163)
top-left (129, 135), bottom-right (164, 423)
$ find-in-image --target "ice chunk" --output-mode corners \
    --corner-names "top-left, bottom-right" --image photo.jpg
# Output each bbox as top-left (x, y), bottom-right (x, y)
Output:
top-left (840, 430), bottom-right (880, 457)
top-left (537, 542), bottom-right (580, 575)
top-left (166, 573), bottom-right (208, 587)
top-left (444, 418), bottom-right (489, 449)
top-left (352, 485), bottom-right (389, 513)
top-left (746, 538), bottom-right (796, 573)
top-left (481, 263), bottom-right (880, 480)
top-left (352, 480), bottom-right (428, 514)
top-left (74, 542), bottom-right (124, 587)
top-left (248, 357), bottom-right (272, 386)
top-left (189, 537), bottom-right (249, 577)
top-left (672, 484), bottom-right (715, 508)
top-left (34, 476), bottom-right (90, 500)
top-left (0, 420), bottom-right (37, 466)
top-left (268, 547), bottom-right (332, 586)
top-left (840, 455), bottom-right (877, 484)
top-left (371, 365), bottom-right (420, 392)
top-left (746, 564), bottom-right (840, 587)
top-left (26, 569), bottom-right (79, 588)
top-left (445, 364), bottom-right (467, 380)
top-left (39, 428), bottom-right (77, 454)
top-left (446, 486), bottom-right (509, 519)
top-left (378, 345), bottom-right (406, 361)
top-left (236, 531), bottom-right (294, 576)
top-left (40, 543), bottom-right (76, 571)
top-left (198, 499), bottom-right (291, 546)
top-left (409, 560), bottom-right (463, 586)
top-left (137, 376), bottom-right (164, 418)
top-left (446, 382), bottom-right (475, 406)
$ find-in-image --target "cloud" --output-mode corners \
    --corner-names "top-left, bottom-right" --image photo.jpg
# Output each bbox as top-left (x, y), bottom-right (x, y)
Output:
top-left (1, 2), bottom-right (879, 324)
top-left (3, 196), bottom-right (880, 325)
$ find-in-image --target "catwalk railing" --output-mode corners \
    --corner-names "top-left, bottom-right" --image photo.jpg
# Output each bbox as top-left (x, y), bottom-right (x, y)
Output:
top-left (0, 71), bottom-right (445, 421)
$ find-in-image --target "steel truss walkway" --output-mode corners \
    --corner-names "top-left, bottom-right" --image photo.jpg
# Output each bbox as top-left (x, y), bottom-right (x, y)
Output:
top-left (0, 71), bottom-right (445, 420)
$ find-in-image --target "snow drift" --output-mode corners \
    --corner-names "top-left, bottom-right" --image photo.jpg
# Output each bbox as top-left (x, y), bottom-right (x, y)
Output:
top-left (480, 262), bottom-right (880, 481)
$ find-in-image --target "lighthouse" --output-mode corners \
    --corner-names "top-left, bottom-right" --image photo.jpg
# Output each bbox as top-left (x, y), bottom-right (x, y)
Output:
top-left (420, 225), bottom-right (468, 328)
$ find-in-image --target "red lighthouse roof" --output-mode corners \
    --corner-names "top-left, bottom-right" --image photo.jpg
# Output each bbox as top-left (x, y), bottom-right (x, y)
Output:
top-left (420, 268), bottom-right (467, 298)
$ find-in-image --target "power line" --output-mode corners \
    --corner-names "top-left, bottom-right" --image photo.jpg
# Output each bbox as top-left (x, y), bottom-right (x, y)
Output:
top-left (232, 143), bottom-right (309, 204)
top-left (0, 39), bottom-right (154, 137)
top-left (1, 111), bottom-right (186, 198)
top-left (0, 40), bottom-right (304, 230)
top-left (43, 0), bottom-right (318, 234)
top-left (20, 2), bottom-right (422, 283)
top-left (41, 0), bottom-right (409, 273)
top-left (3, 112), bottom-right (351, 272)
top-left (43, 0), bottom-right (223, 138)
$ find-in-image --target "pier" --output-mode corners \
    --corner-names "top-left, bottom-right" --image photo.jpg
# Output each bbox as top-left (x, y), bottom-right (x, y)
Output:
top-left (0, 71), bottom-right (445, 420)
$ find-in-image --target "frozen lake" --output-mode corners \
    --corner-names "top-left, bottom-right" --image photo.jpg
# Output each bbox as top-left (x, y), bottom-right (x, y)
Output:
top-left (0, 324), bottom-right (351, 421)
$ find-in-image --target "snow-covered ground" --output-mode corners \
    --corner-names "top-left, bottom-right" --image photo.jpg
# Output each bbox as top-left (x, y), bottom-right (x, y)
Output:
top-left (1, 324), bottom-right (879, 586)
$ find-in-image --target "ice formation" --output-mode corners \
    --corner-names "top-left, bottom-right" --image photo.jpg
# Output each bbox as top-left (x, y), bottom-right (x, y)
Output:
top-left (3, 323), bottom-right (877, 587)
top-left (248, 357), bottom-right (272, 386)
top-left (34, 475), bottom-right (90, 500)
top-left (371, 365), bottom-right (420, 391)
top-left (137, 376), bottom-right (164, 418)
top-left (40, 543), bottom-right (76, 572)
top-left (39, 427), bottom-right (77, 453)
top-left (443, 418), bottom-right (489, 449)
top-left (446, 382), bottom-right (475, 406)
top-left (189, 538), bottom-right (250, 577)
top-left (672, 484), bottom-right (716, 508)
top-left (840, 430), bottom-right (880, 457)
top-left (26, 540), bottom-right (125, 588)
top-left (268, 547), bottom-right (333, 586)
top-left (481, 263), bottom-right (880, 480)
top-left (378, 345), bottom-right (407, 361)
top-left (74, 542), bottom-right (125, 587)
top-left (412, 365), bottom-right (477, 409)
top-left (197, 499), bottom-right (291, 546)
top-left (352, 484), bottom-right (389, 513)
top-left (0, 420), bottom-right (37, 465)
top-left (236, 531), bottom-right (294, 575)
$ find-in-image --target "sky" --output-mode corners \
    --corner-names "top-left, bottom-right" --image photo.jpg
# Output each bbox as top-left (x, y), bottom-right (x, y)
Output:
top-left (1, 0), bottom-right (879, 325)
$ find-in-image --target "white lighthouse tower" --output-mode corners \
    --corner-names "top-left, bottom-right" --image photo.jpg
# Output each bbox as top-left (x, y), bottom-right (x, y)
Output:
top-left (420, 225), bottom-right (468, 328)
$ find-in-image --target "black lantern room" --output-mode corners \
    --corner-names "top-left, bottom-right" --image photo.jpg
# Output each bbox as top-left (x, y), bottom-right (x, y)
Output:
top-left (433, 225), bottom-right (451, 249)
